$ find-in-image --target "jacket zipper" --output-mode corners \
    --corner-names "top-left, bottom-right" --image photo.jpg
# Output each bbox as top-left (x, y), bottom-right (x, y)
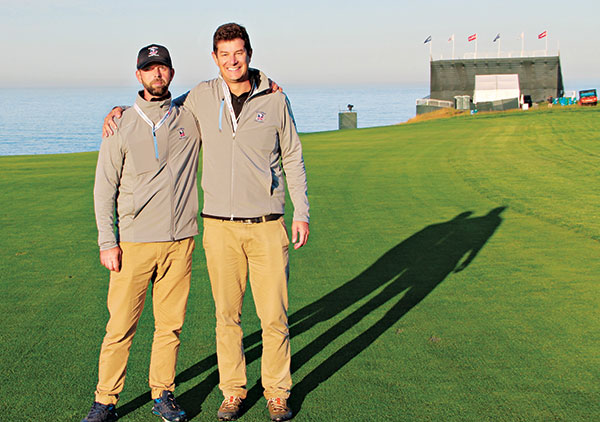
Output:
top-left (167, 135), bottom-right (175, 240)
top-left (224, 81), bottom-right (267, 219)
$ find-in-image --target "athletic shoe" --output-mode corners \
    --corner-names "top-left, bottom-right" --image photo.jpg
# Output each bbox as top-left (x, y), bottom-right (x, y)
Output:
top-left (266, 397), bottom-right (292, 421)
top-left (152, 390), bottom-right (187, 422)
top-left (217, 396), bottom-right (244, 421)
top-left (81, 401), bottom-right (118, 422)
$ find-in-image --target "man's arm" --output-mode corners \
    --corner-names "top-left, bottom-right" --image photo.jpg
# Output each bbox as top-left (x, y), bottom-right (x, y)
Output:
top-left (103, 78), bottom-right (281, 136)
top-left (103, 91), bottom-right (191, 137)
top-left (94, 132), bottom-right (124, 271)
top-left (172, 91), bottom-right (190, 107)
top-left (102, 106), bottom-right (127, 137)
top-left (278, 95), bottom-right (310, 250)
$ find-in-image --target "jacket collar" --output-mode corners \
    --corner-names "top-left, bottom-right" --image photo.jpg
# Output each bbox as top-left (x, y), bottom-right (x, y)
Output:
top-left (135, 91), bottom-right (172, 114)
top-left (250, 68), bottom-right (271, 97)
top-left (218, 68), bottom-right (271, 100)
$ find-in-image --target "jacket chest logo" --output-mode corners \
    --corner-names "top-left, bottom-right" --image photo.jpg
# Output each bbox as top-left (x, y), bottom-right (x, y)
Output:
top-left (178, 127), bottom-right (186, 139)
top-left (255, 111), bottom-right (266, 122)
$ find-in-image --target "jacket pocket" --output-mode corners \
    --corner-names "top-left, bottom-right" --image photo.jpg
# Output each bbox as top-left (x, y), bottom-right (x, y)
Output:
top-left (129, 137), bottom-right (159, 175)
top-left (279, 218), bottom-right (290, 247)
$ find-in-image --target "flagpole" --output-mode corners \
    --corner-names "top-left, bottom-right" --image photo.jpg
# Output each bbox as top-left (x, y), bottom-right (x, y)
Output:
top-left (424, 35), bottom-right (432, 61)
top-left (545, 33), bottom-right (548, 55)
top-left (498, 39), bottom-right (501, 58)
top-left (475, 37), bottom-right (478, 59)
top-left (452, 35), bottom-right (455, 59)
top-left (521, 32), bottom-right (524, 57)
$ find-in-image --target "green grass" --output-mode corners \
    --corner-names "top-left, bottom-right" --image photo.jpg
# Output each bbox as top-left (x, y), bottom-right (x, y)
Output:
top-left (0, 105), bottom-right (598, 421)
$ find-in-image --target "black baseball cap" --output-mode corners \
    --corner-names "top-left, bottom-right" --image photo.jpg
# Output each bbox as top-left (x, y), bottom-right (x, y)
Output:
top-left (136, 44), bottom-right (172, 70)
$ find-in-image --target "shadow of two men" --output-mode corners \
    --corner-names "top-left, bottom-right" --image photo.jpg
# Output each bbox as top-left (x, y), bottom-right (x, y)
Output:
top-left (117, 207), bottom-right (506, 419)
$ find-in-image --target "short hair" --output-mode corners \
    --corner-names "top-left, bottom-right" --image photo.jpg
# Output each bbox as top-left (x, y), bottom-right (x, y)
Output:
top-left (213, 23), bottom-right (252, 55)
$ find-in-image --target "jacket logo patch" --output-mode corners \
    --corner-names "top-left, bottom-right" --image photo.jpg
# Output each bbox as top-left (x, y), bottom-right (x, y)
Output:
top-left (255, 111), bottom-right (266, 122)
top-left (178, 128), bottom-right (186, 138)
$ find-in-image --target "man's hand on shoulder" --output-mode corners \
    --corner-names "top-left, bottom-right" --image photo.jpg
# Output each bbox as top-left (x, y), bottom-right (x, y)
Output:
top-left (291, 221), bottom-right (309, 250)
top-left (102, 107), bottom-right (124, 138)
top-left (100, 246), bottom-right (122, 272)
top-left (268, 78), bottom-right (283, 93)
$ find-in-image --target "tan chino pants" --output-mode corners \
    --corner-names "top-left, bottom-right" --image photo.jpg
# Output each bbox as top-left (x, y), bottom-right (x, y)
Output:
top-left (94, 237), bottom-right (194, 405)
top-left (203, 218), bottom-right (291, 400)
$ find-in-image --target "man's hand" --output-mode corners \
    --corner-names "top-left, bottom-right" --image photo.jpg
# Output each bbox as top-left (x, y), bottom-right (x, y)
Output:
top-left (291, 221), bottom-right (309, 250)
top-left (268, 79), bottom-right (283, 93)
top-left (100, 246), bottom-right (122, 272)
top-left (102, 107), bottom-right (124, 137)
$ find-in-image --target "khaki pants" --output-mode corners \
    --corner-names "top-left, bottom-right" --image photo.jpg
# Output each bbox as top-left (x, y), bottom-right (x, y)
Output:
top-left (94, 237), bottom-right (194, 405)
top-left (203, 218), bottom-right (291, 400)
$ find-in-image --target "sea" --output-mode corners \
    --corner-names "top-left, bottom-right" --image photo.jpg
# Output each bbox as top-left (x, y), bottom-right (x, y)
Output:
top-left (0, 85), bottom-right (428, 156)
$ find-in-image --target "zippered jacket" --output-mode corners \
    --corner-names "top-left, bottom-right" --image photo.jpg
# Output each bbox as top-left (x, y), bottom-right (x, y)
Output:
top-left (180, 70), bottom-right (309, 222)
top-left (94, 93), bottom-right (201, 250)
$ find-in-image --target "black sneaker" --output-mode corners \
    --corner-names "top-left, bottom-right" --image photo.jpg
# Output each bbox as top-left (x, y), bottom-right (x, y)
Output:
top-left (152, 390), bottom-right (187, 422)
top-left (217, 396), bottom-right (244, 421)
top-left (81, 401), bottom-right (118, 422)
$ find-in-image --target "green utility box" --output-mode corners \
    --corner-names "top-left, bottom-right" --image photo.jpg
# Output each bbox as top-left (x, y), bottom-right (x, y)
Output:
top-left (338, 111), bottom-right (357, 130)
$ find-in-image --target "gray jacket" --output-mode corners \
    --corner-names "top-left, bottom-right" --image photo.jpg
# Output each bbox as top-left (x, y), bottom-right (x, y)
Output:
top-left (179, 70), bottom-right (309, 222)
top-left (94, 93), bottom-right (201, 250)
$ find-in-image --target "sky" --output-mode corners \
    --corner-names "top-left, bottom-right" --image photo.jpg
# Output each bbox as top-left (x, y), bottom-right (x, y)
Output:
top-left (1, 0), bottom-right (599, 89)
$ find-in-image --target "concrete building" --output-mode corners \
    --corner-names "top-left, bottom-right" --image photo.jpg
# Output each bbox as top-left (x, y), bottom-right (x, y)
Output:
top-left (417, 55), bottom-right (564, 114)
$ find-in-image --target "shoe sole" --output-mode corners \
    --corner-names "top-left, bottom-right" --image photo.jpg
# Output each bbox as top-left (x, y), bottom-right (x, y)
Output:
top-left (270, 411), bottom-right (293, 421)
top-left (152, 409), bottom-right (187, 422)
top-left (217, 407), bottom-right (242, 420)
top-left (81, 415), bottom-right (118, 422)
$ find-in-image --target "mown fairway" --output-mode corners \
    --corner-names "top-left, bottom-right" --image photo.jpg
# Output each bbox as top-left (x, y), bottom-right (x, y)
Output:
top-left (0, 106), bottom-right (598, 421)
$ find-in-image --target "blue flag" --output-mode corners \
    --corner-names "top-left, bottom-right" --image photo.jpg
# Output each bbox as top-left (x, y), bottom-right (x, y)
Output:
top-left (424, 35), bottom-right (432, 44)
top-left (493, 33), bottom-right (500, 42)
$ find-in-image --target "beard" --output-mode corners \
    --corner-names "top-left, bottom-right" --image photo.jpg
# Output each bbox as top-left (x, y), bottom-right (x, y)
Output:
top-left (143, 78), bottom-right (169, 97)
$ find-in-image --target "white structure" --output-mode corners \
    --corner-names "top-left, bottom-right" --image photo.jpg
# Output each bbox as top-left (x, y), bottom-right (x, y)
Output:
top-left (473, 74), bottom-right (520, 103)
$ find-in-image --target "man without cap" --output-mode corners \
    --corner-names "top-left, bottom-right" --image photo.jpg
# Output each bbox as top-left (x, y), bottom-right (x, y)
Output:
top-left (104, 23), bottom-right (309, 421)
top-left (180, 23), bottom-right (309, 422)
top-left (82, 44), bottom-right (200, 422)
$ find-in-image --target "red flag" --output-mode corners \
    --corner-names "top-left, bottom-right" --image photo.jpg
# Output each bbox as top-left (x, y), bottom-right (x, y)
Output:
top-left (538, 30), bottom-right (547, 39)
top-left (468, 34), bottom-right (477, 42)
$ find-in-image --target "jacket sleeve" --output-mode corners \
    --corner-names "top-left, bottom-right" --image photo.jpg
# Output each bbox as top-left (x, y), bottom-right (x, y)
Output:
top-left (172, 91), bottom-right (190, 108)
top-left (177, 86), bottom-right (202, 122)
top-left (94, 132), bottom-right (124, 250)
top-left (279, 94), bottom-right (310, 223)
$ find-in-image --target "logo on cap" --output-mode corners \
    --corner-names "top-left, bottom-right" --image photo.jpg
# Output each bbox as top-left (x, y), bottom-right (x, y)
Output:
top-left (137, 44), bottom-right (172, 70)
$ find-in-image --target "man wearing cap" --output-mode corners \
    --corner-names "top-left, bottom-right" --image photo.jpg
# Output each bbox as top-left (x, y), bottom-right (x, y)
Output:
top-left (81, 44), bottom-right (200, 422)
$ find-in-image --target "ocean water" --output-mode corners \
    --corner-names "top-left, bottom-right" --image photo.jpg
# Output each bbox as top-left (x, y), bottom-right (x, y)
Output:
top-left (0, 85), bottom-right (428, 156)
